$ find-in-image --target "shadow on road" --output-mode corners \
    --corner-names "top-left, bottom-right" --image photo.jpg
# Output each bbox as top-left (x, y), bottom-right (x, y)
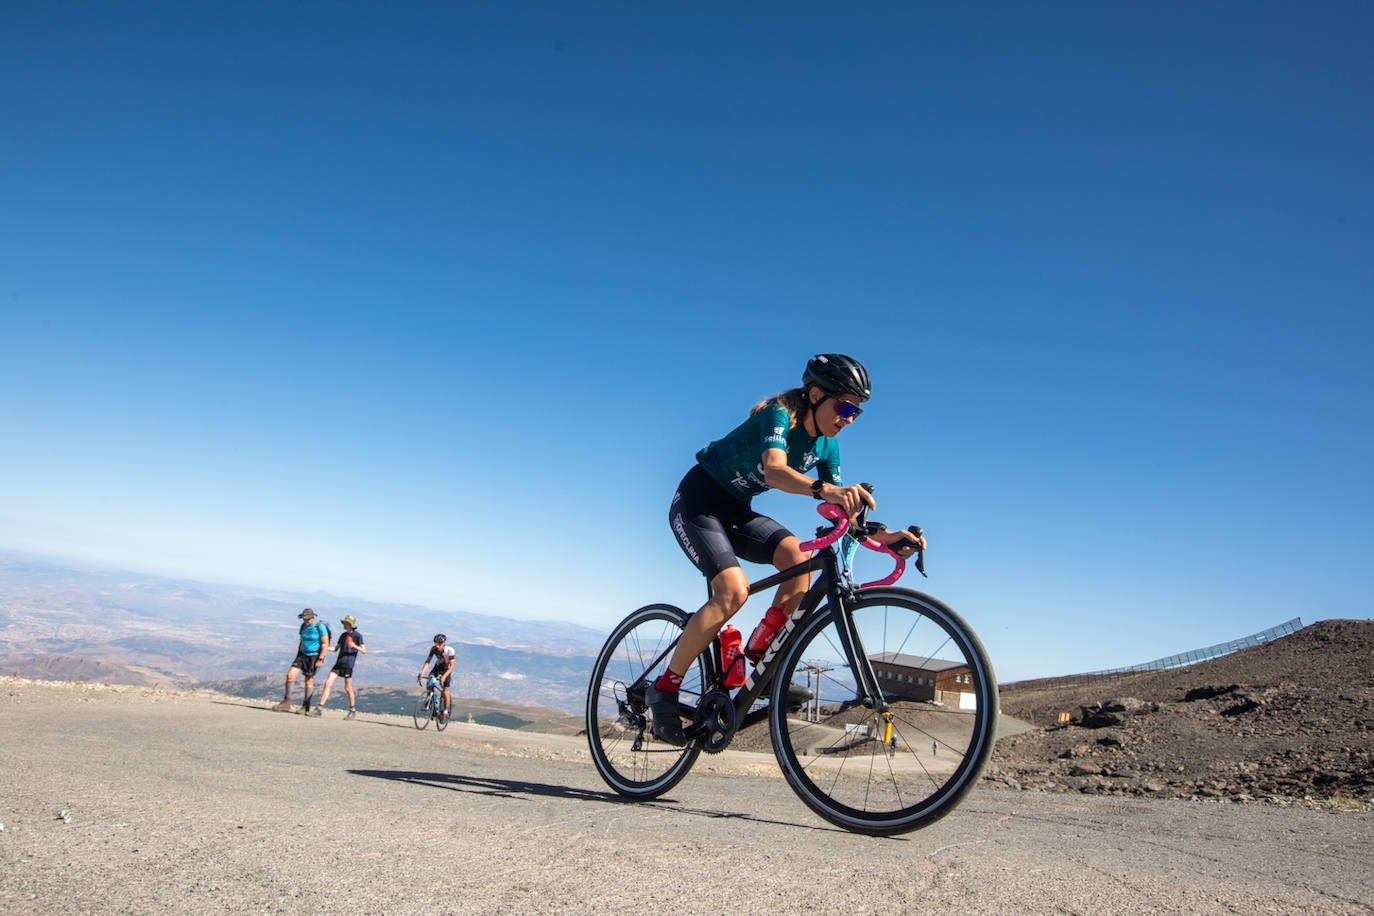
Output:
top-left (347, 768), bottom-right (874, 836)
top-left (210, 700), bottom-right (423, 728)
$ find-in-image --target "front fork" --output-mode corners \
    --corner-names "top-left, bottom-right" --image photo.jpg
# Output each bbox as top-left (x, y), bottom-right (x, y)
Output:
top-left (829, 580), bottom-right (890, 715)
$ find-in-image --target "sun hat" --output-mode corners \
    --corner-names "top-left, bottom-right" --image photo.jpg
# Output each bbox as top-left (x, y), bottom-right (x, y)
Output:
top-left (341, 615), bottom-right (357, 628)
top-left (298, 608), bottom-right (316, 619)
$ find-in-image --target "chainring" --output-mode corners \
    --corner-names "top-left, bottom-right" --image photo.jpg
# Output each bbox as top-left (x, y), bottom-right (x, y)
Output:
top-left (693, 689), bottom-right (738, 754)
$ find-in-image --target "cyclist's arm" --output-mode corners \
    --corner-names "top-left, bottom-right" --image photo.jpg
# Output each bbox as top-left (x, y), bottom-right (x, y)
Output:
top-left (760, 448), bottom-right (873, 517)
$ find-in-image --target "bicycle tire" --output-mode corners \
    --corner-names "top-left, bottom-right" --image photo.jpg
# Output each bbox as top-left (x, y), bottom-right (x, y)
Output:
top-left (586, 603), bottom-right (704, 798)
top-left (413, 692), bottom-right (431, 730)
top-left (769, 587), bottom-right (997, 835)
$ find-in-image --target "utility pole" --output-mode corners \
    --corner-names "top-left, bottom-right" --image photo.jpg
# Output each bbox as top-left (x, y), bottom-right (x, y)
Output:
top-left (798, 662), bottom-right (833, 722)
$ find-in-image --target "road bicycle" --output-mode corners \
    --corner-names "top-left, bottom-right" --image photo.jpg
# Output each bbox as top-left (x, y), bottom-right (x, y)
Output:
top-left (585, 492), bottom-right (997, 835)
top-left (413, 675), bottom-right (450, 731)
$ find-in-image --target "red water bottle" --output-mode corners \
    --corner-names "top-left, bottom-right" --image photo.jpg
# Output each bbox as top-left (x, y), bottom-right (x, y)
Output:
top-left (720, 625), bottom-right (746, 688)
top-left (745, 606), bottom-right (789, 661)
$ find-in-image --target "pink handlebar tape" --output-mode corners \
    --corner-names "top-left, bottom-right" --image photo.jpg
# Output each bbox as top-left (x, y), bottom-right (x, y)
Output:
top-left (797, 502), bottom-right (850, 552)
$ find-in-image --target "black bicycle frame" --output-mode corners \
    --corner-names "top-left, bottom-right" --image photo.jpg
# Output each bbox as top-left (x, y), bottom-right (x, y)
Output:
top-left (632, 540), bottom-right (889, 732)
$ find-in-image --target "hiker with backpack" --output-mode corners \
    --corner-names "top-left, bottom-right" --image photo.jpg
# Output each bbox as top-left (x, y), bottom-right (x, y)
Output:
top-left (271, 608), bottom-right (331, 715)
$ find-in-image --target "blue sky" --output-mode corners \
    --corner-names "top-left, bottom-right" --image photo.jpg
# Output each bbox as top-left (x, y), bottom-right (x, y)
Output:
top-left (2, 2), bottom-right (1370, 681)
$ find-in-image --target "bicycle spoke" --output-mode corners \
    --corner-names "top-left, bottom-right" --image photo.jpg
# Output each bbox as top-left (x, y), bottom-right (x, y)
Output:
top-left (586, 604), bottom-right (703, 798)
top-left (770, 589), bottom-right (996, 834)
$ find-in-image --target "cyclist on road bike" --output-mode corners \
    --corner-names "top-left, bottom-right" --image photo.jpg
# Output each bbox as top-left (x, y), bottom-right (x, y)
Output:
top-left (648, 353), bottom-right (925, 745)
top-left (417, 633), bottom-right (455, 718)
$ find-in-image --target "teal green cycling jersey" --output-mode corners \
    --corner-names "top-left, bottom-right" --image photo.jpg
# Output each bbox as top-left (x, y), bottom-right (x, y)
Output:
top-left (696, 404), bottom-right (841, 500)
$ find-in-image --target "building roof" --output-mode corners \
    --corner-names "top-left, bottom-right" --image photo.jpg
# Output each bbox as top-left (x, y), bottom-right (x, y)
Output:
top-left (869, 652), bottom-right (969, 673)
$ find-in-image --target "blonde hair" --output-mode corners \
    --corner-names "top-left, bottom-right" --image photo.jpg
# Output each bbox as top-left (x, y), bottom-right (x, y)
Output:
top-left (750, 387), bottom-right (810, 430)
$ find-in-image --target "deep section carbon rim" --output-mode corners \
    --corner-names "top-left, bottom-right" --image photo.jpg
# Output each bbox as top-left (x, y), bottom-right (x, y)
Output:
top-left (770, 588), bottom-right (997, 834)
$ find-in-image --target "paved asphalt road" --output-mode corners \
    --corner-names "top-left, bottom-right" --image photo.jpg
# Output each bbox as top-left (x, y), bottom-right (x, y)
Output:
top-left (1, 682), bottom-right (1371, 915)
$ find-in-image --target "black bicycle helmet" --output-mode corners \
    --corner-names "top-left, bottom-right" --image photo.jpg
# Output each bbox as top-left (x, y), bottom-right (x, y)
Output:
top-left (433, 633), bottom-right (447, 643)
top-left (803, 353), bottom-right (871, 400)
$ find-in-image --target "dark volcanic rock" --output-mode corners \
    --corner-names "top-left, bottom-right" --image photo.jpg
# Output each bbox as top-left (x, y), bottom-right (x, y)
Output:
top-left (988, 619), bottom-right (1374, 806)
top-left (1184, 684), bottom-right (1241, 701)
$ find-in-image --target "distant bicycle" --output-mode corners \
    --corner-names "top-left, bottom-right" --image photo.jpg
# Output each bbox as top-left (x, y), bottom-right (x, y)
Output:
top-left (586, 493), bottom-right (997, 836)
top-left (414, 675), bottom-right (450, 731)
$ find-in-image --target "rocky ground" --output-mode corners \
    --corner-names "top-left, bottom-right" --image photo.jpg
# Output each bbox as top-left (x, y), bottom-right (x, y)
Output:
top-left (986, 618), bottom-right (1374, 807)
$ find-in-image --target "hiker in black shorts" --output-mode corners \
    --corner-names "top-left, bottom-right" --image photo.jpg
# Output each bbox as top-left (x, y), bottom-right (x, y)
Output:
top-left (318, 615), bottom-right (366, 719)
top-left (272, 608), bottom-right (331, 714)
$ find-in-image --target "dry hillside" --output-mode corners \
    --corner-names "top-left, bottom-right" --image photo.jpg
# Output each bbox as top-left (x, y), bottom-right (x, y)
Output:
top-left (987, 618), bottom-right (1374, 805)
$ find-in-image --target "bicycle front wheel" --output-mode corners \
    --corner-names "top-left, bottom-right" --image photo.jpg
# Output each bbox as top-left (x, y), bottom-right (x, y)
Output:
top-left (586, 603), bottom-right (704, 798)
top-left (770, 588), bottom-right (997, 835)
top-left (413, 692), bottom-right (431, 730)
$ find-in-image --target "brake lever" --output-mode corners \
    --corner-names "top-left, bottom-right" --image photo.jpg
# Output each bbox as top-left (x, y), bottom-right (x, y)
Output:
top-left (908, 525), bottom-right (927, 577)
top-left (852, 482), bottom-right (876, 530)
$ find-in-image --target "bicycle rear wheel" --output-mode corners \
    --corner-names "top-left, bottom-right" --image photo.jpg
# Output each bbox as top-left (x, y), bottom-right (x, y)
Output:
top-left (436, 700), bottom-right (450, 731)
top-left (586, 603), bottom-right (704, 798)
top-left (413, 692), bottom-right (431, 730)
top-left (770, 588), bottom-right (997, 835)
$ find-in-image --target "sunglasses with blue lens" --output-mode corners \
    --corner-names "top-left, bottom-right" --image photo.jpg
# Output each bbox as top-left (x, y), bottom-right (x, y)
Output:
top-left (834, 400), bottom-right (864, 420)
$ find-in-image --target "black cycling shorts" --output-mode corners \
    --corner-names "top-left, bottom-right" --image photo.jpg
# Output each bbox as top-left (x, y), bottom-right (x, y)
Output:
top-left (668, 464), bottom-right (793, 581)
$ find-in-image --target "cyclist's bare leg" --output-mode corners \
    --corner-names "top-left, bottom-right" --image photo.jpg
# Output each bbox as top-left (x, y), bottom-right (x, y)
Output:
top-left (663, 538), bottom-right (809, 679)
top-left (739, 537), bottom-right (814, 659)
top-left (649, 567), bottom-right (747, 745)
top-left (769, 536), bottom-right (812, 616)
top-left (665, 566), bottom-right (750, 678)
top-left (442, 684), bottom-right (451, 714)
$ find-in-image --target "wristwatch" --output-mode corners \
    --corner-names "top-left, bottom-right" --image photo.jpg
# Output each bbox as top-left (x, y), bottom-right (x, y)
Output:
top-left (811, 479), bottom-right (825, 499)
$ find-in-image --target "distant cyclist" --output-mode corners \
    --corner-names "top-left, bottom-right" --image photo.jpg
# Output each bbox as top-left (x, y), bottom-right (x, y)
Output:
top-left (648, 354), bottom-right (924, 745)
top-left (272, 608), bottom-right (331, 714)
top-left (318, 615), bottom-right (366, 719)
top-left (417, 633), bottom-right (455, 719)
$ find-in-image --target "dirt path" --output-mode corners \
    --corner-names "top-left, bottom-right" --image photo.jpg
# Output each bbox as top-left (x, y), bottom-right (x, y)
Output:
top-left (2, 680), bottom-right (1372, 914)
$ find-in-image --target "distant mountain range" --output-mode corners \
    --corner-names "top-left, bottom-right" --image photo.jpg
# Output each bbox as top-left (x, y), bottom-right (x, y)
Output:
top-left (0, 552), bottom-right (605, 714)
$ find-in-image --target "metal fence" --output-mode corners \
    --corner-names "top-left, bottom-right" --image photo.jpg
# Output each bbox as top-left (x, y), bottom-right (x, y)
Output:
top-left (1083, 617), bottom-right (1304, 679)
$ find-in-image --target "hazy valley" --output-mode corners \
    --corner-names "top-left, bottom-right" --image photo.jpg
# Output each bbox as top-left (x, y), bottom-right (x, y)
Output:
top-left (0, 552), bottom-right (604, 715)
